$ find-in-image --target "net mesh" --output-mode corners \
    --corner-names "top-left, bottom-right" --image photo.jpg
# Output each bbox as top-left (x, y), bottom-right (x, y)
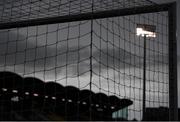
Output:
top-left (0, 0), bottom-right (155, 23)
top-left (0, 0), bottom-right (169, 121)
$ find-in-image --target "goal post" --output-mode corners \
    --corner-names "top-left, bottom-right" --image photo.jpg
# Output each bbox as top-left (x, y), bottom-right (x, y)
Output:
top-left (168, 2), bottom-right (178, 121)
top-left (0, 3), bottom-right (175, 30)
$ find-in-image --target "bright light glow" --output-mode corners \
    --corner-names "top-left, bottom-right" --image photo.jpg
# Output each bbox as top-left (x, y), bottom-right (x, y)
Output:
top-left (52, 96), bottom-right (56, 100)
top-left (11, 96), bottom-right (19, 102)
top-left (33, 93), bottom-right (39, 97)
top-left (82, 102), bottom-right (87, 105)
top-left (68, 99), bottom-right (72, 102)
top-left (25, 92), bottom-right (29, 95)
top-left (62, 98), bottom-right (65, 101)
top-left (95, 104), bottom-right (99, 107)
top-left (111, 106), bottom-right (115, 109)
top-left (2, 88), bottom-right (7, 92)
top-left (45, 96), bottom-right (48, 98)
top-left (12, 90), bottom-right (18, 93)
top-left (136, 28), bottom-right (156, 37)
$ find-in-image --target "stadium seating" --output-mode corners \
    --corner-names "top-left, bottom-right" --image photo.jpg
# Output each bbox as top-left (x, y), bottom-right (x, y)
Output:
top-left (0, 71), bottom-right (133, 120)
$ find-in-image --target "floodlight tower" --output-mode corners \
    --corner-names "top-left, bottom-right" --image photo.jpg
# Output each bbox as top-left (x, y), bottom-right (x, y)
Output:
top-left (136, 24), bottom-right (156, 120)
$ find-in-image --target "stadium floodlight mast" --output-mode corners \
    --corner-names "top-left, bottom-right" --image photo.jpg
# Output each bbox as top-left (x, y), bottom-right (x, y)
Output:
top-left (136, 24), bottom-right (156, 120)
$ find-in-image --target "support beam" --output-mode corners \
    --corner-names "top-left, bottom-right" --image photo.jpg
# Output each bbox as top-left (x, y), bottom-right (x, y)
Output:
top-left (168, 2), bottom-right (178, 121)
top-left (0, 3), bottom-right (173, 30)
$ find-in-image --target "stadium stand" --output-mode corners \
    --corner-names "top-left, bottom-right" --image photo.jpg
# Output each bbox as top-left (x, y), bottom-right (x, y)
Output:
top-left (0, 71), bottom-right (133, 120)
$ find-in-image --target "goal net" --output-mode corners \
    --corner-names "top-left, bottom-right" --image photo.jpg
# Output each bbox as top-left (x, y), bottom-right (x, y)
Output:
top-left (0, 0), bottom-right (171, 121)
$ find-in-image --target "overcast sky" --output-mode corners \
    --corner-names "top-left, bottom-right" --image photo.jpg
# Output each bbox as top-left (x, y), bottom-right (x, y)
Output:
top-left (0, 0), bottom-right (179, 120)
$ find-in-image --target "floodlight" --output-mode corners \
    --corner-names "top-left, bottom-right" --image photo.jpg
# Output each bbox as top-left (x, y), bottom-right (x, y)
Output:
top-left (12, 90), bottom-right (18, 93)
top-left (136, 24), bottom-right (156, 37)
top-left (136, 24), bottom-right (156, 120)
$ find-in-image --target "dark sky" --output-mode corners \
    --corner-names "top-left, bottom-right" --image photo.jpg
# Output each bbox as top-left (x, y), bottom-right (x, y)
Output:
top-left (0, 0), bottom-right (179, 120)
top-left (0, 12), bottom-right (171, 120)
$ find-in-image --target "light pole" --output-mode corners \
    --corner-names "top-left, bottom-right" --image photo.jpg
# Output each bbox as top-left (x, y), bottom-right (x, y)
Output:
top-left (136, 24), bottom-right (156, 120)
top-left (142, 34), bottom-right (147, 121)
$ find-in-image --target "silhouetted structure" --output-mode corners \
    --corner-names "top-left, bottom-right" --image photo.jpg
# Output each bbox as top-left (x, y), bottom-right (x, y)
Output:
top-left (0, 71), bottom-right (133, 121)
top-left (145, 107), bottom-right (180, 121)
